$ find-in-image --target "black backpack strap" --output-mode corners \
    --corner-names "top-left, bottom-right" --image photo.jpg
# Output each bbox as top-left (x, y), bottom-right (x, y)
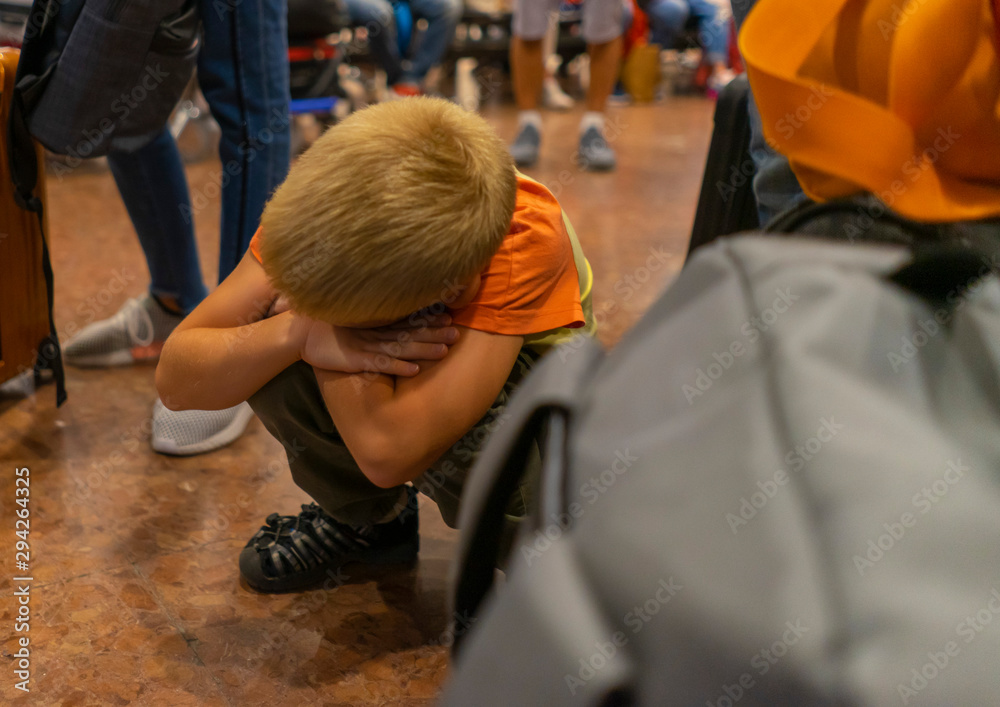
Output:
top-left (451, 337), bottom-right (604, 653)
top-left (8, 48), bottom-right (67, 406)
top-left (766, 194), bottom-right (1000, 310)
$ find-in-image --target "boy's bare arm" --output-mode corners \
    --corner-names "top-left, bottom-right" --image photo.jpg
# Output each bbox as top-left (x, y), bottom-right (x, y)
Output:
top-left (314, 328), bottom-right (525, 488)
top-left (156, 252), bottom-right (303, 411)
top-left (157, 253), bottom-right (459, 412)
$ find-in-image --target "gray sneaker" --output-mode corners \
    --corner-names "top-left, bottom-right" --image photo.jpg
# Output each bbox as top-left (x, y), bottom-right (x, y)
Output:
top-left (151, 399), bottom-right (256, 456)
top-left (63, 294), bottom-right (183, 367)
top-left (577, 125), bottom-right (617, 172)
top-left (510, 122), bottom-right (541, 167)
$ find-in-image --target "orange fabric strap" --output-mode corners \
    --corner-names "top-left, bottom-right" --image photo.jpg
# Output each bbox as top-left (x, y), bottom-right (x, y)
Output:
top-left (740, 0), bottom-right (1000, 222)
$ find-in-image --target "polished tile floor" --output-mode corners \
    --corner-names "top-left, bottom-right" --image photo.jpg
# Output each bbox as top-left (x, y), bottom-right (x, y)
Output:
top-left (0, 97), bottom-right (713, 705)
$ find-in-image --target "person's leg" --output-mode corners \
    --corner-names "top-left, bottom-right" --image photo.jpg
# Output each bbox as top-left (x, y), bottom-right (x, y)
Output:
top-left (249, 362), bottom-right (406, 524)
top-left (413, 349), bottom-right (539, 529)
top-left (241, 348), bottom-right (540, 591)
top-left (509, 0), bottom-right (557, 167)
top-left (542, 11), bottom-right (574, 110)
top-left (107, 128), bottom-right (208, 315)
top-left (646, 0), bottom-right (689, 48)
top-left (577, 0), bottom-right (623, 171)
top-left (404, 0), bottom-right (462, 85)
top-left (344, 0), bottom-right (405, 86)
top-left (149, 0), bottom-right (291, 459)
top-left (241, 361), bottom-right (416, 592)
top-left (731, 0), bottom-right (807, 225)
top-left (63, 128), bottom-right (206, 367)
top-left (687, 0), bottom-right (732, 90)
top-left (197, 0), bottom-right (291, 283)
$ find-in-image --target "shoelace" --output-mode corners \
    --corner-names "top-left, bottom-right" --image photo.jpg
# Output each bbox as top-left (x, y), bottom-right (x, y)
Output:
top-left (118, 298), bottom-right (155, 348)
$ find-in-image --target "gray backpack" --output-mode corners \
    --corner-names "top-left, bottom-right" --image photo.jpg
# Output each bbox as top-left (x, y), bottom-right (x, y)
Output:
top-left (441, 199), bottom-right (1000, 706)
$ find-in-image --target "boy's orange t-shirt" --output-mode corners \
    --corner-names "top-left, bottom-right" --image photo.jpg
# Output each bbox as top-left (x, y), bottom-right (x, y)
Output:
top-left (249, 174), bottom-right (586, 338)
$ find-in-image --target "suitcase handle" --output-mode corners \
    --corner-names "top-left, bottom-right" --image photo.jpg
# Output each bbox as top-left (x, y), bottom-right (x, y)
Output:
top-left (451, 336), bottom-right (604, 653)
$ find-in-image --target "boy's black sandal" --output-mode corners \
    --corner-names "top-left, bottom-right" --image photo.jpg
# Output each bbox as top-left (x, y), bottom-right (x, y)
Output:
top-left (239, 486), bottom-right (419, 593)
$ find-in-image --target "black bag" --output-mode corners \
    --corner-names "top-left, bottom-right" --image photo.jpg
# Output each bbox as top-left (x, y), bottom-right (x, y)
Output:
top-left (15, 0), bottom-right (200, 157)
top-left (687, 73), bottom-right (759, 257)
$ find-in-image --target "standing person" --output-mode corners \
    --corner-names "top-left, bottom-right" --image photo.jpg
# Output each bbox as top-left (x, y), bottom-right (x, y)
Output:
top-left (730, 0), bottom-right (805, 224)
top-left (643, 0), bottom-right (735, 91)
top-left (509, 0), bottom-right (623, 171)
top-left (344, 0), bottom-right (462, 98)
top-left (62, 0), bottom-right (292, 456)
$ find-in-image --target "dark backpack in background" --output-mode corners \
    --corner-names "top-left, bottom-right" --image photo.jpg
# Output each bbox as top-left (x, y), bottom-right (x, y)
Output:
top-left (15, 0), bottom-right (200, 158)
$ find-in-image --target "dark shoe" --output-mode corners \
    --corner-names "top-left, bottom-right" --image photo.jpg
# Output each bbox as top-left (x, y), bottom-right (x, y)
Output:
top-left (239, 487), bottom-right (419, 593)
top-left (510, 122), bottom-right (541, 167)
top-left (577, 125), bottom-right (617, 172)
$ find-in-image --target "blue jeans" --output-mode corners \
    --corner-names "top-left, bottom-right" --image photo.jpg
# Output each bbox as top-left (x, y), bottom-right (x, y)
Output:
top-left (107, 0), bottom-right (291, 314)
top-left (344, 0), bottom-right (461, 85)
top-left (647, 0), bottom-right (729, 64)
top-left (731, 0), bottom-right (806, 225)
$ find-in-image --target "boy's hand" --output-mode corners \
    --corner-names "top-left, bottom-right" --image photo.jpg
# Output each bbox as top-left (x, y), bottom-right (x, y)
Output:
top-left (297, 313), bottom-right (459, 376)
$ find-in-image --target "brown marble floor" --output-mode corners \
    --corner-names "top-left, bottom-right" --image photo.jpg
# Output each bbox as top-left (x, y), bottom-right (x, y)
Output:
top-left (0, 97), bottom-right (713, 706)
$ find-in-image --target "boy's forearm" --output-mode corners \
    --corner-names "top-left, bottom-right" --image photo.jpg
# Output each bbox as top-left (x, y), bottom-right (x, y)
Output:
top-left (157, 312), bottom-right (303, 411)
top-left (314, 369), bottom-right (446, 487)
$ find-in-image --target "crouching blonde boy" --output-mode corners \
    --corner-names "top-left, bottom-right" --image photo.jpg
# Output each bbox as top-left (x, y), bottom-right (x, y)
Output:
top-left (156, 97), bottom-right (594, 592)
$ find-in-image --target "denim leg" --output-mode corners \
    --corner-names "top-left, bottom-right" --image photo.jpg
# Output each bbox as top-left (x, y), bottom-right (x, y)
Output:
top-left (687, 0), bottom-right (728, 64)
top-left (731, 0), bottom-right (806, 225)
top-left (198, 0), bottom-right (291, 283)
top-left (405, 0), bottom-right (462, 83)
top-left (106, 128), bottom-right (208, 315)
top-left (647, 0), bottom-right (688, 48)
top-left (345, 0), bottom-right (404, 85)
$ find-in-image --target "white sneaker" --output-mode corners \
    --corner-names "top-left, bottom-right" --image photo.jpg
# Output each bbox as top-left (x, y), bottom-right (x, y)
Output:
top-left (63, 294), bottom-right (183, 368)
top-left (542, 76), bottom-right (574, 111)
top-left (151, 399), bottom-right (256, 456)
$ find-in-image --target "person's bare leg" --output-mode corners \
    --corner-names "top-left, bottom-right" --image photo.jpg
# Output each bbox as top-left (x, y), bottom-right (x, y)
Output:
top-left (511, 36), bottom-right (545, 110)
top-left (510, 36), bottom-right (546, 166)
top-left (577, 35), bottom-right (622, 171)
top-left (585, 35), bottom-right (622, 112)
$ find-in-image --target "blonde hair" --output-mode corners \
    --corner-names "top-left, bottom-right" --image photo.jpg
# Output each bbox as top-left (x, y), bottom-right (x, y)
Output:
top-left (259, 97), bottom-right (517, 325)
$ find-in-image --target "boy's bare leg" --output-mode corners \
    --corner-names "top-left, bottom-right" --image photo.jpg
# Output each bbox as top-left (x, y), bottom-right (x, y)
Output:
top-left (510, 37), bottom-right (545, 167)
